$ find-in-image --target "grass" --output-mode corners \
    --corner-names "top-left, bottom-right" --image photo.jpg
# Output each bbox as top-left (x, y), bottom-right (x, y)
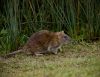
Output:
top-left (0, 42), bottom-right (100, 77)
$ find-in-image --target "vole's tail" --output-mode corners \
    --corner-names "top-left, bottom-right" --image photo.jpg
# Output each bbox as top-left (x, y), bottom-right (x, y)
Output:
top-left (3, 49), bottom-right (23, 58)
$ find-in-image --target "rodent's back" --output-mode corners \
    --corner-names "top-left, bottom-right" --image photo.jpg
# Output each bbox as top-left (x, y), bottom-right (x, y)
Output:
top-left (23, 30), bottom-right (54, 53)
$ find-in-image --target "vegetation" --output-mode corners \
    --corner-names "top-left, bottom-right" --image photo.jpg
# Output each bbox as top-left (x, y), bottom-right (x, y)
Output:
top-left (0, 0), bottom-right (100, 54)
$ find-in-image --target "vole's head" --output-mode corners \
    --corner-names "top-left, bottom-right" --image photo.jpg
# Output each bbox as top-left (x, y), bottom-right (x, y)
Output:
top-left (56, 31), bottom-right (71, 44)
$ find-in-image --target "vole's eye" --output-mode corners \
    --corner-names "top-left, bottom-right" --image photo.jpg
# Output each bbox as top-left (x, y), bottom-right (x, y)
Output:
top-left (63, 35), bottom-right (67, 39)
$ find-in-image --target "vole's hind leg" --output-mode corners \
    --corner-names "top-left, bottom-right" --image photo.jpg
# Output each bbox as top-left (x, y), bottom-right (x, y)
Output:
top-left (35, 53), bottom-right (43, 56)
top-left (34, 52), bottom-right (44, 56)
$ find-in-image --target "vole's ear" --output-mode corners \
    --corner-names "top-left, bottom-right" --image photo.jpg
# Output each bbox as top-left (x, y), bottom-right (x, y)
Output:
top-left (61, 31), bottom-right (64, 33)
top-left (55, 31), bottom-right (63, 36)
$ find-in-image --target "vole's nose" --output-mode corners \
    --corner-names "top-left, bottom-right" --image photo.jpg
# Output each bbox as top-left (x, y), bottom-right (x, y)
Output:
top-left (64, 35), bottom-right (72, 44)
top-left (67, 36), bottom-right (72, 42)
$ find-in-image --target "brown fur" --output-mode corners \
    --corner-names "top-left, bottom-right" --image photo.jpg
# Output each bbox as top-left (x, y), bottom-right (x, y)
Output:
top-left (4, 30), bottom-right (71, 57)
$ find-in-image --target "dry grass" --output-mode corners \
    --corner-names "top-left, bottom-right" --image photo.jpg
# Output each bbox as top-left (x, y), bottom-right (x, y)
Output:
top-left (0, 42), bottom-right (100, 77)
